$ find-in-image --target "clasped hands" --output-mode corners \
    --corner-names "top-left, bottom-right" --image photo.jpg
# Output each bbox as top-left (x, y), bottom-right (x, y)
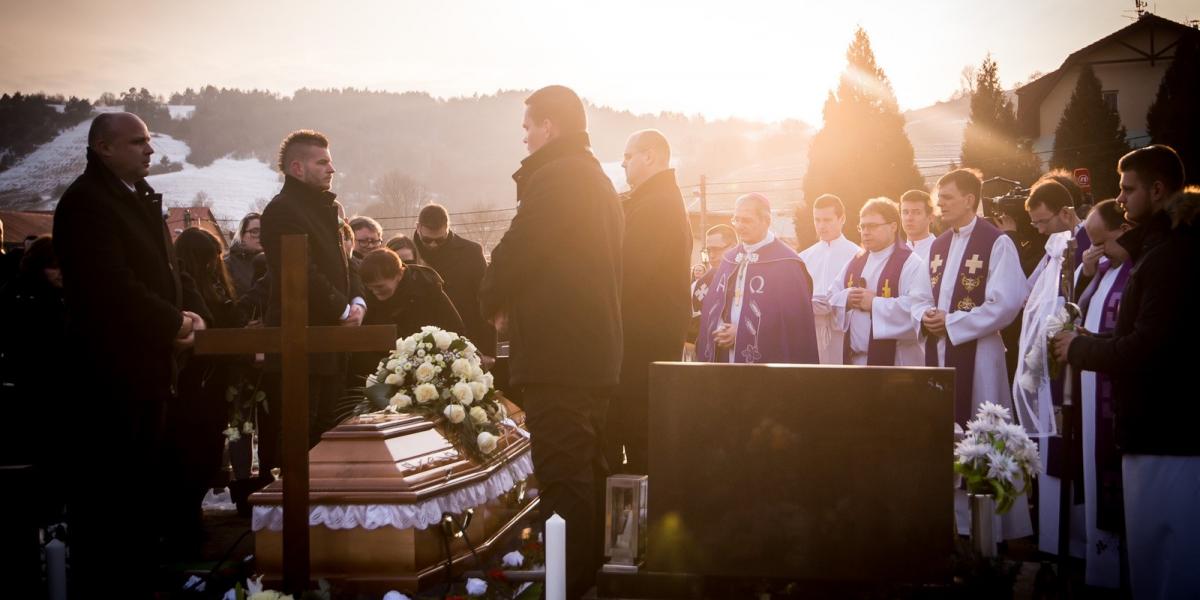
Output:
top-left (173, 310), bottom-right (207, 350)
top-left (845, 287), bottom-right (875, 313)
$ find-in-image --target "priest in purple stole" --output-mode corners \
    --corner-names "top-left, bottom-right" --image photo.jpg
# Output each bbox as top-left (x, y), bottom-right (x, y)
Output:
top-left (828, 198), bottom-right (932, 366)
top-left (1070, 200), bottom-right (1133, 589)
top-left (695, 193), bottom-right (818, 364)
top-left (922, 170), bottom-right (1031, 540)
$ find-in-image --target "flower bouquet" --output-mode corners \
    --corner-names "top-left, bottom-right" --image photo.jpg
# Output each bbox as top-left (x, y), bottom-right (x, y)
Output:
top-left (953, 402), bottom-right (1040, 514)
top-left (361, 326), bottom-right (508, 463)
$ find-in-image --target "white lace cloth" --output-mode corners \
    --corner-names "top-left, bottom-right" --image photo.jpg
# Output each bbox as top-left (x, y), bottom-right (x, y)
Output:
top-left (252, 449), bottom-right (533, 532)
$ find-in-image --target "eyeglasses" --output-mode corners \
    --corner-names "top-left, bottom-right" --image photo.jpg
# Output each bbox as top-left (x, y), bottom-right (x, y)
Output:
top-left (856, 222), bottom-right (894, 233)
top-left (421, 234), bottom-right (448, 247)
top-left (356, 237), bottom-right (382, 248)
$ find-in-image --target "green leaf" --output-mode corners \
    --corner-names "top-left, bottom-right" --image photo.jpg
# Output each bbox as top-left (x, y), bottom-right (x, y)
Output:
top-left (364, 382), bottom-right (394, 411)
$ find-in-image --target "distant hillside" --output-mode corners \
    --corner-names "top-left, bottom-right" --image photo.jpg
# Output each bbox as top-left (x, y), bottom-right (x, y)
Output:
top-left (902, 90), bottom-right (1019, 184)
top-left (0, 87), bottom-right (815, 227)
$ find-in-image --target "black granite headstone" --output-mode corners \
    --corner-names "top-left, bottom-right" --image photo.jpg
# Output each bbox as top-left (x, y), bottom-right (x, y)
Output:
top-left (645, 362), bottom-right (955, 585)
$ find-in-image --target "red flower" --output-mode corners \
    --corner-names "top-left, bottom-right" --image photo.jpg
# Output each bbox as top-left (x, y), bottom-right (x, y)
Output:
top-left (488, 567), bottom-right (508, 581)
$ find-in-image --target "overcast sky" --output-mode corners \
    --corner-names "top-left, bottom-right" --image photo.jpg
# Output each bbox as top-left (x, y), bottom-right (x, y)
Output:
top-left (1, 0), bottom-right (1195, 124)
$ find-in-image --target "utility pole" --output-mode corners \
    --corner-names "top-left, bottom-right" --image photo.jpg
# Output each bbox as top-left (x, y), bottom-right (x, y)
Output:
top-left (699, 174), bottom-right (708, 236)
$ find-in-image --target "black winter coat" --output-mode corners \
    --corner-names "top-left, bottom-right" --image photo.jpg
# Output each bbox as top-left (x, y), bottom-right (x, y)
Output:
top-left (415, 231), bottom-right (496, 356)
top-left (261, 176), bottom-right (362, 375)
top-left (480, 132), bottom-right (623, 387)
top-left (53, 150), bottom-right (189, 435)
top-left (1068, 208), bottom-right (1200, 455)
top-left (350, 265), bottom-right (465, 381)
top-left (618, 169), bottom-right (693, 400)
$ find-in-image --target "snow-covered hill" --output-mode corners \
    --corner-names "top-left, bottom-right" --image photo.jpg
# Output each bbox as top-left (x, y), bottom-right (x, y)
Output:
top-left (0, 112), bottom-right (279, 223)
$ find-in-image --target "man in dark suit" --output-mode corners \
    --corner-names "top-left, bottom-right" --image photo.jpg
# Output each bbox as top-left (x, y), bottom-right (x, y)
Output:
top-left (53, 112), bottom-right (205, 597)
top-left (259, 130), bottom-right (365, 461)
top-left (413, 203), bottom-right (496, 360)
top-left (480, 85), bottom-right (623, 598)
top-left (611, 129), bottom-right (693, 474)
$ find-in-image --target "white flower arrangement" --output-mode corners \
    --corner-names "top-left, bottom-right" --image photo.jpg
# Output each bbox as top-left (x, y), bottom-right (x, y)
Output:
top-left (953, 402), bottom-right (1040, 513)
top-left (363, 326), bottom-right (509, 462)
top-left (1018, 305), bottom-right (1074, 394)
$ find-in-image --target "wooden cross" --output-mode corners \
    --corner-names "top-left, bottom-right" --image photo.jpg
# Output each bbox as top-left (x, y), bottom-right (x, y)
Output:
top-left (194, 234), bottom-right (395, 592)
top-left (929, 254), bottom-right (943, 273)
top-left (965, 254), bottom-right (984, 274)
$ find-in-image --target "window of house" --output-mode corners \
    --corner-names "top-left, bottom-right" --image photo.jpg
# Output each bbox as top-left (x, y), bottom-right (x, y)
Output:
top-left (1102, 90), bottom-right (1119, 113)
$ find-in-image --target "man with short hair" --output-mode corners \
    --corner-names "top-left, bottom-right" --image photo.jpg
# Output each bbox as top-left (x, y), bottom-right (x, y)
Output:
top-left (349, 215), bottom-right (384, 260)
top-left (611, 129), bottom-right (693, 474)
top-left (828, 198), bottom-right (931, 366)
top-left (1053, 145), bottom-right (1199, 599)
top-left (900, 189), bottom-right (936, 259)
top-left (480, 85), bottom-right (622, 599)
top-left (1064, 199), bottom-right (1134, 589)
top-left (922, 168), bottom-right (1031, 541)
top-left (799, 194), bottom-right (861, 363)
top-left (413, 203), bottom-right (496, 360)
top-left (54, 112), bottom-right (206, 596)
top-left (696, 193), bottom-right (818, 364)
top-left (1013, 176), bottom-right (1092, 558)
top-left (260, 130), bottom-right (365, 458)
top-left (687, 224), bottom-right (737, 349)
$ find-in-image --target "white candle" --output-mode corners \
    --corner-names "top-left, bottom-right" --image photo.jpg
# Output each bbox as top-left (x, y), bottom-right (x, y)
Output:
top-left (545, 513), bottom-right (566, 600)
top-left (47, 538), bottom-right (67, 600)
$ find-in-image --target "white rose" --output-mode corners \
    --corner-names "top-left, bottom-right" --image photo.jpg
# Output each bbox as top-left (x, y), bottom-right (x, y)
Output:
top-left (469, 406), bottom-right (488, 425)
top-left (242, 421), bottom-right (254, 434)
top-left (386, 358), bottom-right (401, 371)
top-left (414, 383), bottom-right (439, 404)
top-left (382, 592), bottom-right (411, 600)
top-left (465, 342), bottom-right (477, 356)
top-left (470, 365), bottom-right (485, 382)
top-left (402, 337), bottom-right (418, 355)
top-left (415, 362), bottom-right (437, 383)
top-left (433, 331), bottom-right (453, 351)
top-left (451, 358), bottom-right (473, 379)
top-left (469, 381), bottom-right (488, 401)
top-left (482, 371), bottom-right (494, 389)
top-left (421, 325), bottom-right (440, 334)
top-left (1018, 371), bottom-right (1038, 394)
top-left (390, 393), bottom-right (413, 409)
top-left (452, 381), bottom-right (475, 405)
top-left (224, 427), bottom-right (241, 443)
top-left (465, 577), bottom-right (487, 596)
top-left (384, 373), bottom-right (402, 385)
top-left (501, 550), bottom-right (524, 568)
top-left (477, 431), bottom-right (498, 454)
top-left (444, 404), bottom-right (466, 424)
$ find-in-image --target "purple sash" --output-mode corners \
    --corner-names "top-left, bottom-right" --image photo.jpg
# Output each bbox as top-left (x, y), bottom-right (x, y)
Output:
top-left (695, 239), bottom-right (819, 364)
top-left (842, 244), bottom-right (913, 365)
top-left (1077, 259), bottom-right (1131, 532)
top-left (924, 219), bottom-right (1003, 425)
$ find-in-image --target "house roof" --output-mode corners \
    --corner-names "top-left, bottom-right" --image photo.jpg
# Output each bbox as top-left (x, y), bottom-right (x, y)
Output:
top-left (0, 210), bottom-right (54, 246)
top-left (1015, 14), bottom-right (1198, 135)
top-left (165, 206), bottom-right (227, 247)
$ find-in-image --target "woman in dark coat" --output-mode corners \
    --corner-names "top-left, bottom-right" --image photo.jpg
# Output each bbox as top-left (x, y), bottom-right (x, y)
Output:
top-left (161, 227), bottom-right (251, 555)
top-left (348, 248), bottom-right (463, 382)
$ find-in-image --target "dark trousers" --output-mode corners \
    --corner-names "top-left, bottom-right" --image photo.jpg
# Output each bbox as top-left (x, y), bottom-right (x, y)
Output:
top-left (522, 384), bottom-right (610, 599)
top-left (69, 387), bottom-right (166, 599)
top-left (258, 368), bottom-right (345, 474)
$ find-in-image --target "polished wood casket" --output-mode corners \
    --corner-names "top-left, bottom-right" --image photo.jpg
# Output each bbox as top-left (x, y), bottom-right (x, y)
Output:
top-left (250, 400), bottom-right (537, 593)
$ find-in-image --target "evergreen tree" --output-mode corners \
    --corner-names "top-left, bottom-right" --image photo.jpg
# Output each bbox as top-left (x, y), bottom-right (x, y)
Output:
top-left (960, 55), bottom-right (1041, 185)
top-left (1050, 64), bottom-right (1130, 197)
top-left (803, 28), bottom-right (923, 242)
top-left (1147, 35), bottom-right (1199, 186)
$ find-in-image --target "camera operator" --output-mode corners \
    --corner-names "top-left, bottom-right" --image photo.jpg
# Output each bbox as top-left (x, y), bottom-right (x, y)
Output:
top-left (985, 187), bottom-right (1047, 277)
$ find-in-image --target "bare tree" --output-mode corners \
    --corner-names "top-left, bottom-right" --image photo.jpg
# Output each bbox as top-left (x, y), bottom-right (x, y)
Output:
top-left (372, 169), bottom-right (427, 220)
top-left (454, 200), bottom-right (514, 256)
top-left (191, 190), bottom-right (214, 209)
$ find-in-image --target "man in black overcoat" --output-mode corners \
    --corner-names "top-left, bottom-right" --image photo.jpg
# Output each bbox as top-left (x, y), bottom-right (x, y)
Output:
top-left (480, 85), bottom-right (623, 599)
top-left (610, 129), bottom-right (693, 474)
top-left (53, 112), bottom-right (205, 597)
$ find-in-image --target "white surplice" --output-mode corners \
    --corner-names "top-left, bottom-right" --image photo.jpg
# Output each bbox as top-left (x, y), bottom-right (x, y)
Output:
top-left (828, 245), bottom-right (932, 366)
top-left (906, 234), bottom-right (935, 261)
top-left (1077, 264), bottom-right (1125, 588)
top-left (928, 217), bottom-right (1033, 540)
top-left (800, 234), bottom-right (861, 364)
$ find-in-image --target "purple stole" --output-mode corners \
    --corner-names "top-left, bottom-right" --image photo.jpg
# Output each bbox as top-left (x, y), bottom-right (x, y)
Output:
top-left (1077, 259), bottom-right (1131, 532)
top-left (924, 219), bottom-right (1004, 425)
top-left (841, 244), bottom-right (913, 365)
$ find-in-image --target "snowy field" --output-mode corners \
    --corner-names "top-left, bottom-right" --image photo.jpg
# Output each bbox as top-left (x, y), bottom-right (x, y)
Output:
top-left (0, 110), bottom-right (279, 223)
